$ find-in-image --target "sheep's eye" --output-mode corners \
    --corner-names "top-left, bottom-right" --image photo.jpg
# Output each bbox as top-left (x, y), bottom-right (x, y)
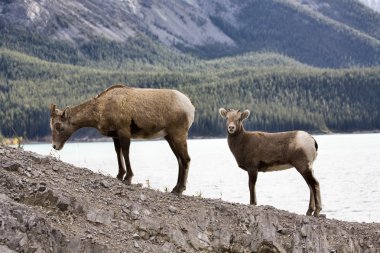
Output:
top-left (55, 123), bottom-right (63, 132)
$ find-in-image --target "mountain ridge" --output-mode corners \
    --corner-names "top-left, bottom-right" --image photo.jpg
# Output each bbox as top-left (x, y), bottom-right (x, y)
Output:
top-left (1, 0), bottom-right (380, 68)
top-left (359, 0), bottom-right (380, 12)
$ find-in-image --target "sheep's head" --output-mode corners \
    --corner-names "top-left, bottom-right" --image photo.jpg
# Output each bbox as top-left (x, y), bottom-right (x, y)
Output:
top-left (49, 104), bottom-right (75, 150)
top-left (219, 108), bottom-right (250, 135)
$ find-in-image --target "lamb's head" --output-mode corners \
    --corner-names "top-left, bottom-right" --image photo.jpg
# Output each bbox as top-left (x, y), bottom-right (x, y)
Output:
top-left (49, 104), bottom-right (75, 150)
top-left (219, 108), bottom-right (250, 135)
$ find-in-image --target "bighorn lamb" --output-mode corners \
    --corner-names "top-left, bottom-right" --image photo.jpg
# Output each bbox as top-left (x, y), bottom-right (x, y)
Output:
top-left (219, 108), bottom-right (321, 216)
top-left (50, 85), bottom-right (195, 194)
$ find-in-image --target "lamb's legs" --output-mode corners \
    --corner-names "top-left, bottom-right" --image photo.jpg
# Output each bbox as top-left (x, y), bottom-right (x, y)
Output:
top-left (299, 167), bottom-right (322, 216)
top-left (165, 134), bottom-right (190, 194)
top-left (304, 184), bottom-right (316, 216)
top-left (112, 137), bottom-right (126, 181)
top-left (248, 168), bottom-right (258, 205)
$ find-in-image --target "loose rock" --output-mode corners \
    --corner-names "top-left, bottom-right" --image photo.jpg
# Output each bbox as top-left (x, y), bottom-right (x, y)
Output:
top-left (0, 145), bottom-right (379, 253)
top-left (168, 205), bottom-right (177, 213)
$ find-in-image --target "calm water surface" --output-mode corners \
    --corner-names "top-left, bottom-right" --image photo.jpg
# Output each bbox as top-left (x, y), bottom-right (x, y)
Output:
top-left (24, 133), bottom-right (380, 223)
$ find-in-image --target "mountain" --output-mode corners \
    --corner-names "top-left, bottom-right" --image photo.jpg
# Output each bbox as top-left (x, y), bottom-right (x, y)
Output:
top-left (1, 0), bottom-right (380, 68)
top-left (1, 0), bottom-right (380, 139)
top-left (358, 0), bottom-right (380, 12)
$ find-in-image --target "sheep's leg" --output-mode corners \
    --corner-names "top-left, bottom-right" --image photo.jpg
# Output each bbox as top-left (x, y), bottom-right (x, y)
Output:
top-left (165, 134), bottom-right (190, 194)
top-left (165, 136), bottom-right (182, 191)
top-left (310, 170), bottom-right (322, 216)
top-left (112, 137), bottom-right (126, 181)
top-left (298, 167), bottom-right (322, 216)
top-left (248, 168), bottom-right (258, 205)
top-left (305, 184), bottom-right (316, 216)
top-left (118, 131), bottom-right (134, 185)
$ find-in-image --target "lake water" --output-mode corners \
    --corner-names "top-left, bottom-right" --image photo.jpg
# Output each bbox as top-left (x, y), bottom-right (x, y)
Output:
top-left (23, 133), bottom-right (380, 223)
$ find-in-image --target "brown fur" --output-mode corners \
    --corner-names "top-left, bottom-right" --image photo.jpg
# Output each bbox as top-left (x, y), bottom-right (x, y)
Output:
top-left (219, 108), bottom-right (321, 216)
top-left (94, 84), bottom-right (126, 98)
top-left (50, 85), bottom-right (195, 194)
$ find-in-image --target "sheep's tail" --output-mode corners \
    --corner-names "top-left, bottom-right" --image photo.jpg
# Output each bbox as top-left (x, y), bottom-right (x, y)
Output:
top-left (313, 137), bottom-right (318, 151)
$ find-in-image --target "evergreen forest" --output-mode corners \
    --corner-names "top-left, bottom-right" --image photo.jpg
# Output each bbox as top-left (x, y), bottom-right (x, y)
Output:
top-left (1, 47), bottom-right (380, 140)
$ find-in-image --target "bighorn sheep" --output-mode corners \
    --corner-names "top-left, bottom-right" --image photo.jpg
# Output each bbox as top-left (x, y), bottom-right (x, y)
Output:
top-left (50, 85), bottom-right (195, 194)
top-left (219, 108), bottom-right (321, 216)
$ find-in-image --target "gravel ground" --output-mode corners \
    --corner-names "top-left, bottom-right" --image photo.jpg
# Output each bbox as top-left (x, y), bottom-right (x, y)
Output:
top-left (1, 144), bottom-right (379, 252)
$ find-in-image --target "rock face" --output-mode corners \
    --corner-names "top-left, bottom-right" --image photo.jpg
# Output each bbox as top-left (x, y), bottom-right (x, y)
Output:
top-left (1, 144), bottom-right (379, 252)
top-left (0, 0), bottom-right (236, 47)
top-left (1, 0), bottom-right (378, 49)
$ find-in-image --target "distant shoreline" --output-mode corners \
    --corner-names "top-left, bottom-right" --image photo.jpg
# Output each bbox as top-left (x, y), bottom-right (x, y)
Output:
top-left (19, 130), bottom-right (380, 145)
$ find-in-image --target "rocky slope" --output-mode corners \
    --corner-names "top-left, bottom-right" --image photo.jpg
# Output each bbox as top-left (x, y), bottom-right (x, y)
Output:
top-left (0, 0), bottom-right (235, 46)
top-left (1, 144), bottom-right (380, 252)
top-left (2, 0), bottom-right (379, 47)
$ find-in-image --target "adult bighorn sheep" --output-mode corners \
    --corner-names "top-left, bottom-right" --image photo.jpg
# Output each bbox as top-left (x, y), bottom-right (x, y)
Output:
top-left (50, 85), bottom-right (195, 194)
top-left (219, 108), bottom-right (321, 216)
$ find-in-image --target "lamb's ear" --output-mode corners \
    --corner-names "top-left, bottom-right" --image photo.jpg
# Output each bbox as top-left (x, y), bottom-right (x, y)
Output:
top-left (50, 104), bottom-right (56, 116)
top-left (219, 108), bottom-right (227, 118)
top-left (241, 109), bottom-right (250, 120)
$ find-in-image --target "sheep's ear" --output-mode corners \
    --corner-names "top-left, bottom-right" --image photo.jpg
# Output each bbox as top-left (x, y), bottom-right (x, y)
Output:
top-left (55, 109), bottom-right (63, 116)
top-left (219, 108), bottom-right (227, 118)
top-left (241, 109), bottom-right (250, 120)
top-left (50, 104), bottom-right (56, 116)
top-left (62, 106), bottom-right (70, 121)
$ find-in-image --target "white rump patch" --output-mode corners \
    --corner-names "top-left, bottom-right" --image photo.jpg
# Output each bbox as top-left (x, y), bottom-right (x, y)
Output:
top-left (292, 131), bottom-right (317, 161)
top-left (294, 131), bottom-right (313, 150)
top-left (174, 91), bottom-right (195, 128)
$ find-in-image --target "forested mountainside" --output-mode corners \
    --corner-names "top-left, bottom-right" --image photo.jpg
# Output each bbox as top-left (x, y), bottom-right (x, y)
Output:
top-left (0, 0), bottom-right (380, 139)
top-left (1, 48), bottom-right (380, 139)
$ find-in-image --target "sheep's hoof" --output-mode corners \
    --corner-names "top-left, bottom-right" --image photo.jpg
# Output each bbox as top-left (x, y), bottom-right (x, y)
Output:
top-left (171, 186), bottom-right (185, 195)
top-left (171, 191), bottom-right (181, 196)
top-left (306, 208), bottom-right (322, 217)
top-left (116, 173), bottom-right (125, 181)
top-left (123, 178), bottom-right (132, 185)
top-left (313, 208), bottom-right (322, 217)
